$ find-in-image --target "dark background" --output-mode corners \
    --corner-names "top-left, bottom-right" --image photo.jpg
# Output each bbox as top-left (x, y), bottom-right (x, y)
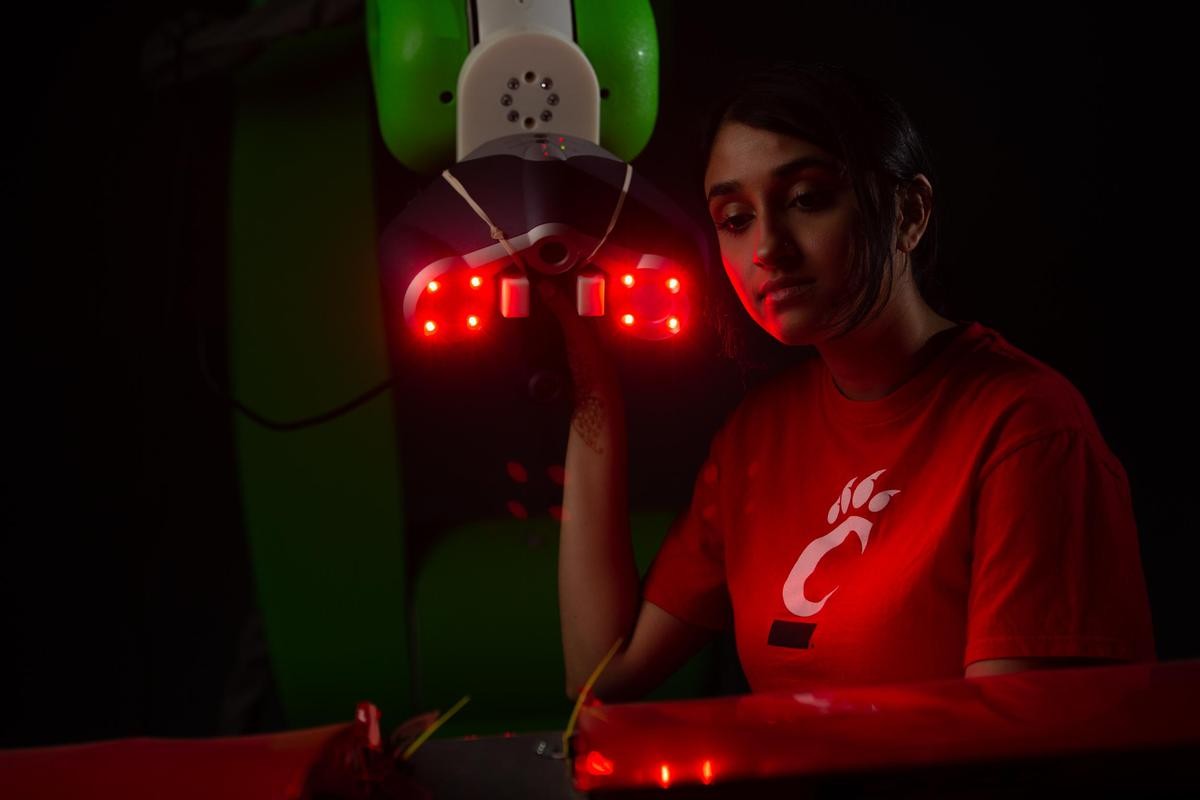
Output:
top-left (4, 0), bottom-right (1192, 747)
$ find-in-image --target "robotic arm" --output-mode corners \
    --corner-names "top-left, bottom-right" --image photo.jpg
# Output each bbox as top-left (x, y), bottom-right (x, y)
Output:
top-left (368, 0), bottom-right (658, 170)
top-left (368, 0), bottom-right (710, 347)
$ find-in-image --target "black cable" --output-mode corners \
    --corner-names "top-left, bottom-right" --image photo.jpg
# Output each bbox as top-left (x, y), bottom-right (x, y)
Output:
top-left (196, 324), bottom-right (394, 432)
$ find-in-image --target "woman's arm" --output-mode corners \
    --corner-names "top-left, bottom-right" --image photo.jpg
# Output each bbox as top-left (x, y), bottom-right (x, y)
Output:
top-left (543, 281), bottom-right (714, 701)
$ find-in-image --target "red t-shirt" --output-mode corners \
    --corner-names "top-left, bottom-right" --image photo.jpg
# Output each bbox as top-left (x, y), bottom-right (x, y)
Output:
top-left (642, 322), bottom-right (1156, 691)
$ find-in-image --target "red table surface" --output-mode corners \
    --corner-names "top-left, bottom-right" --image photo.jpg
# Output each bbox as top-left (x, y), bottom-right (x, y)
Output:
top-left (0, 724), bottom-right (345, 800)
top-left (571, 659), bottom-right (1200, 793)
top-left (4, 661), bottom-right (1198, 799)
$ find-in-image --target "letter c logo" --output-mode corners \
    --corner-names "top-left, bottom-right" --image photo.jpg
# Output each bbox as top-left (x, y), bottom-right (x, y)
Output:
top-left (781, 516), bottom-right (873, 617)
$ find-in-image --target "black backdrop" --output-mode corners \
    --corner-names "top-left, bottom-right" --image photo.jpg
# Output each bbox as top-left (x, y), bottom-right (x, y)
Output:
top-left (4, 0), bottom-right (1193, 747)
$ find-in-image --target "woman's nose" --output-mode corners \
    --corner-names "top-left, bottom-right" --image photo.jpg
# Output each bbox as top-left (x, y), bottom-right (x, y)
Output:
top-left (753, 212), bottom-right (798, 268)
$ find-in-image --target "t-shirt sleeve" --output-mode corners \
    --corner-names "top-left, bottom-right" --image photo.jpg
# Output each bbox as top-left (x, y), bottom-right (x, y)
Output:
top-left (965, 428), bottom-right (1156, 667)
top-left (641, 430), bottom-right (733, 631)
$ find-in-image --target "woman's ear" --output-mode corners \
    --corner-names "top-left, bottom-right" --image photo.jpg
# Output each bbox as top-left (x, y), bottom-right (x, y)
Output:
top-left (896, 174), bottom-right (933, 254)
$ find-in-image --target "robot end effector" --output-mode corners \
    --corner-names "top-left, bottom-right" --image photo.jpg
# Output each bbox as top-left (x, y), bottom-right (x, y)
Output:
top-left (370, 0), bottom-right (707, 345)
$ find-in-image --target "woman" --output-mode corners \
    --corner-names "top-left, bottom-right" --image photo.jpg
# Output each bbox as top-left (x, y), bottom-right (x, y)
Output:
top-left (551, 63), bottom-right (1154, 700)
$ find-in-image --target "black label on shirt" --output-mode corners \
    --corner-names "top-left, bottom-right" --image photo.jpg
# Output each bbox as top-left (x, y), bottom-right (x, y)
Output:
top-left (768, 620), bottom-right (817, 649)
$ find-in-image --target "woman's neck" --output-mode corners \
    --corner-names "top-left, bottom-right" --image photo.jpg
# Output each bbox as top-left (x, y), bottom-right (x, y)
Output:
top-left (815, 280), bottom-right (958, 402)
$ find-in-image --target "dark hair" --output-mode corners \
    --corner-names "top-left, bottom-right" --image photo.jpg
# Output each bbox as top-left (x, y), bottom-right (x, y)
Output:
top-left (699, 62), bottom-right (945, 365)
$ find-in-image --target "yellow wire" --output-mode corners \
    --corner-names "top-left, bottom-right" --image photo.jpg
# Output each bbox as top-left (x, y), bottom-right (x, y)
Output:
top-left (562, 637), bottom-right (624, 757)
top-left (401, 695), bottom-right (471, 761)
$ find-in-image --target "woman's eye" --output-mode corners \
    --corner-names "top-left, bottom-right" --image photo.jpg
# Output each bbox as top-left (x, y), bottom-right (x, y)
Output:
top-left (714, 190), bottom-right (830, 235)
top-left (790, 190), bottom-right (830, 210)
top-left (716, 214), bottom-right (753, 235)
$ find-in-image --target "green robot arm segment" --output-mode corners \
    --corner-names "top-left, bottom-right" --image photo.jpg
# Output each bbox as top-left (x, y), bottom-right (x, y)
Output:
top-left (368, 0), bottom-right (659, 173)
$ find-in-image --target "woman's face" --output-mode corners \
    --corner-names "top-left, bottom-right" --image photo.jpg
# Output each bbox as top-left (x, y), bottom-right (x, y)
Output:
top-left (704, 122), bottom-right (859, 346)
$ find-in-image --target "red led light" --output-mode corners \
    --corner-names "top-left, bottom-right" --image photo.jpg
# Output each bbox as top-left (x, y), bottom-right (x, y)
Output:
top-left (666, 277), bottom-right (680, 293)
top-left (701, 759), bottom-right (714, 785)
top-left (423, 321), bottom-right (437, 335)
top-left (622, 274), bottom-right (635, 287)
top-left (584, 751), bottom-right (614, 776)
top-left (621, 314), bottom-right (635, 326)
top-left (659, 764), bottom-right (671, 788)
top-left (667, 317), bottom-right (680, 332)
top-left (427, 280), bottom-right (441, 293)
top-left (470, 275), bottom-right (483, 288)
top-left (467, 315), bottom-right (480, 328)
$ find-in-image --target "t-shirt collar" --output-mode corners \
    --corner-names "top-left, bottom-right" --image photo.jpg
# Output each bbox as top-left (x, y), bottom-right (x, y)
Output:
top-left (819, 321), bottom-right (984, 426)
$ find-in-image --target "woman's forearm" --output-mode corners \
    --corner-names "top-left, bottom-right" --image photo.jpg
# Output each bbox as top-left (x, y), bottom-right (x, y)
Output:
top-left (557, 342), bottom-right (641, 696)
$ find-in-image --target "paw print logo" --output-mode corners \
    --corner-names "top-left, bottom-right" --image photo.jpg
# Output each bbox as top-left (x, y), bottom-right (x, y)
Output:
top-left (781, 470), bottom-right (901, 618)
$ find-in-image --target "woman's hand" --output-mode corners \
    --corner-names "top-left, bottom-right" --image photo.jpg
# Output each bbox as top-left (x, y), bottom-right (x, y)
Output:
top-left (537, 277), bottom-right (622, 454)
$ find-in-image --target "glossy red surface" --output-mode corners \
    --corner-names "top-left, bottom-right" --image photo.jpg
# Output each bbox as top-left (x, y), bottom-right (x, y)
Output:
top-left (3, 662), bottom-right (1196, 798)
top-left (0, 724), bottom-right (343, 800)
top-left (571, 660), bottom-right (1200, 793)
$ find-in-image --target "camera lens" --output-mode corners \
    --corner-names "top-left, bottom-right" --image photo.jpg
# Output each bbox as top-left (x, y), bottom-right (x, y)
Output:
top-left (538, 240), bottom-right (569, 266)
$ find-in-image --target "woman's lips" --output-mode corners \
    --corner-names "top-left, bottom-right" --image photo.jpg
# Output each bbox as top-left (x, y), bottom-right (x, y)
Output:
top-left (762, 278), bottom-right (817, 305)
